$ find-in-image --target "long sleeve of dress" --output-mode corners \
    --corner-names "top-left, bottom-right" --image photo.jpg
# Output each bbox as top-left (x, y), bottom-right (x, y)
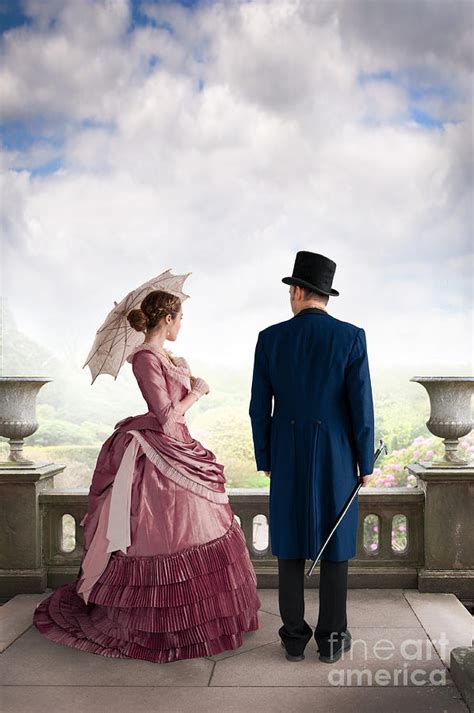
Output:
top-left (132, 350), bottom-right (182, 429)
top-left (344, 328), bottom-right (375, 477)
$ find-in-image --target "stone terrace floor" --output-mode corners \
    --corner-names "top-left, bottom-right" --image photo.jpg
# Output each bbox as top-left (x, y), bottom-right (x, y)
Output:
top-left (1, 588), bottom-right (473, 713)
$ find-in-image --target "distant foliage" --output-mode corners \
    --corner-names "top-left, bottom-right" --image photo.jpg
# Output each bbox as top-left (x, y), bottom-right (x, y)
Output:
top-left (28, 405), bottom-right (112, 446)
top-left (1, 311), bottom-right (472, 489)
top-left (368, 432), bottom-right (474, 489)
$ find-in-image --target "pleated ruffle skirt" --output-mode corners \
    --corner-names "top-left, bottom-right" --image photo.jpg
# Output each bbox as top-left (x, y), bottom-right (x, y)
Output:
top-left (33, 516), bottom-right (261, 663)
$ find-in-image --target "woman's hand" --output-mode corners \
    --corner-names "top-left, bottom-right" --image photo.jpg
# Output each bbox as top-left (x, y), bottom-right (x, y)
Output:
top-left (190, 376), bottom-right (210, 396)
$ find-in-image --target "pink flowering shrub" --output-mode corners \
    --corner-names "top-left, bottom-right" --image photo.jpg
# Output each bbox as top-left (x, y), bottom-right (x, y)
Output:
top-left (362, 432), bottom-right (474, 552)
top-left (363, 512), bottom-right (409, 553)
top-left (366, 432), bottom-right (474, 490)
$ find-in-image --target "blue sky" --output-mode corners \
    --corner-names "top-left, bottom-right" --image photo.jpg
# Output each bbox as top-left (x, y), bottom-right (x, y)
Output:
top-left (1, 0), bottom-right (464, 174)
top-left (1, 0), bottom-right (472, 371)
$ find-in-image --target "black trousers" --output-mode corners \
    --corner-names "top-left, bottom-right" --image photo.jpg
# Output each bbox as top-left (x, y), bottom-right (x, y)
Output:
top-left (277, 557), bottom-right (348, 656)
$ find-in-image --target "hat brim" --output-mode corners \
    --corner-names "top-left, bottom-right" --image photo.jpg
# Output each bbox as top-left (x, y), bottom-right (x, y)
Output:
top-left (282, 276), bottom-right (339, 297)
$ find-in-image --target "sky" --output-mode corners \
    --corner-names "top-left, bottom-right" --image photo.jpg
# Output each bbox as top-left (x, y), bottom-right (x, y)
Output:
top-left (1, 0), bottom-right (473, 375)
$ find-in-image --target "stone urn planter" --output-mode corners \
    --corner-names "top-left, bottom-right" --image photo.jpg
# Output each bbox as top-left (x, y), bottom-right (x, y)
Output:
top-left (0, 377), bottom-right (52, 466)
top-left (410, 376), bottom-right (474, 466)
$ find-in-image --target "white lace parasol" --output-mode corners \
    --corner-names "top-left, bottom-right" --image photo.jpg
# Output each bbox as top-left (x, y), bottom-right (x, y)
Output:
top-left (83, 268), bottom-right (191, 384)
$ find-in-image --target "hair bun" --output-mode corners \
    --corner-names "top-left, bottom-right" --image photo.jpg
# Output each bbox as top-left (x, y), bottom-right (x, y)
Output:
top-left (127, 290), bottom-right (182, 333)
top-left (127, 308), bottom-right (148, 332)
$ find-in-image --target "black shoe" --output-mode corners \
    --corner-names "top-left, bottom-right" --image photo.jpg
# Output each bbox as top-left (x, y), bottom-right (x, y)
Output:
top-left (280, 640), bottom-right (305, 662)
top-left (317, 630), bottom-right (352, 664)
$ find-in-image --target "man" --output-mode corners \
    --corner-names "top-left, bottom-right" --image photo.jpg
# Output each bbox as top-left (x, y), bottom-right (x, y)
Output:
top-left (249, 250), bottom-right (375, 663)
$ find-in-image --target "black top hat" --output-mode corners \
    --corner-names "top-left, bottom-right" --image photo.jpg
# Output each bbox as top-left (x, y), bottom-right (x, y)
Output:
top-left (282, 251), bottom-right (339, 297)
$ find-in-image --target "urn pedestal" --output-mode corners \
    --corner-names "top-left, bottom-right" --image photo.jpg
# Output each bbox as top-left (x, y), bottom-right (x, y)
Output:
top-left (0, 462), bottom-right (66, 597)
top-left (406, 461), bottom-right (474, 599)
top-left (0, 376), bottom-right (65, 596)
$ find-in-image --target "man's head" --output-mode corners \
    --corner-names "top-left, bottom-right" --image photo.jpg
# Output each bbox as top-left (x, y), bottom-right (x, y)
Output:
top-left (289, 284), bottom-right (329, 315)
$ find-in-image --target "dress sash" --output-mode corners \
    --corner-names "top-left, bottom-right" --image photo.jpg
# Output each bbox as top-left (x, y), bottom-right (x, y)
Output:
top-left (76, 433), bottom-right (141, 604)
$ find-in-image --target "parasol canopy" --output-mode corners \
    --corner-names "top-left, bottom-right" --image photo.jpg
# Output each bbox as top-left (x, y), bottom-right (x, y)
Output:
top-left (83, 268), bottom-right (191, 384)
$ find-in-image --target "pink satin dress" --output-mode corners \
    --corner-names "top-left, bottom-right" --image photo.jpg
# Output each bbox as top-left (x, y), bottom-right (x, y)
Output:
top-left (33, 343), bottom-right (261, 663)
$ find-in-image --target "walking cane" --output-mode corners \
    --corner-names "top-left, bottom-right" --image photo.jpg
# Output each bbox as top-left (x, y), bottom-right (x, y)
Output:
top-left (305, 438), bottom-right (388, 578)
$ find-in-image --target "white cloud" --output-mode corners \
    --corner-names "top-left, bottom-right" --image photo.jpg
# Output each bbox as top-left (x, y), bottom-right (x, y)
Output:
top-left (1, 0), bottom-right (472, 374)
top-left (332, 0), bottom-right (474, 74)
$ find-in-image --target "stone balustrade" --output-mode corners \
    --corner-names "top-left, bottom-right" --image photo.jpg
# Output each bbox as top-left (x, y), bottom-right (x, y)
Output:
top-left (37, 487), bottom-right (424, 590)
top-left (1, 462), bottom-right (472, 600)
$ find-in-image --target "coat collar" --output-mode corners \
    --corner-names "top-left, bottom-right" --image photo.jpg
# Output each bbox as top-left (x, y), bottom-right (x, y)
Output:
top-left (294, 307), bottom-right (328, 318)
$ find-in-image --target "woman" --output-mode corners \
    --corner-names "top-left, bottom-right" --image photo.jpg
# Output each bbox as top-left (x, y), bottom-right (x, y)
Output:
top-left (33, 290), bottom-right (261, 663)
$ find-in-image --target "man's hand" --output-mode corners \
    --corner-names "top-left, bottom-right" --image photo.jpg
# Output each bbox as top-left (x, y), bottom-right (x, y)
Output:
top-left (359, 471), bottom-right (374, 487)
top-left (264, 471), bottom-right (271, 478)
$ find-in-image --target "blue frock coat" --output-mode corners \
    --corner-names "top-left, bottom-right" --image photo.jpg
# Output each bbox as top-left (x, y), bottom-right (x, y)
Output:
top-left (249, 307), bottom-right (375, 561)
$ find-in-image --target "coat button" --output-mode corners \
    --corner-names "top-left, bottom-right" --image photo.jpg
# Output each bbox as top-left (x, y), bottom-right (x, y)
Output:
top-left (315, 419), bottom-right (321, 424)
top-left (290, 419), bottom-right (295, 425)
